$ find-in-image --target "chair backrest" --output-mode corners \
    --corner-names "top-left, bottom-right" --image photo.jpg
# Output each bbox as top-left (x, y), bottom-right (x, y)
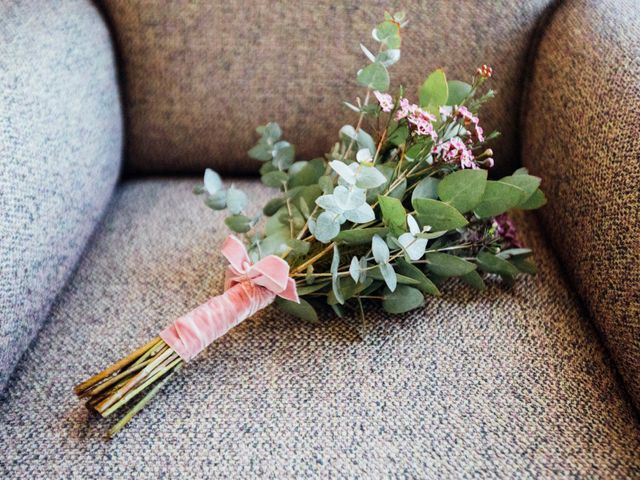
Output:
top-left (98, 0), bottom-right (556, 177)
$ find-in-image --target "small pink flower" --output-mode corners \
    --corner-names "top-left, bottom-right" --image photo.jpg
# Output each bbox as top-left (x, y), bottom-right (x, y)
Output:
top-left (455, 106), bottom-right (478, 126)
top-left (433, 137), bottom-right (478, 169)
top-left (407, 108), bottom-right (438, 140)
top-left (473, 124), bottom-right (485, 143)
top-left (395, 98), bottom-right (419, 120)
top-left (374, 91), bottom-right (394, 113)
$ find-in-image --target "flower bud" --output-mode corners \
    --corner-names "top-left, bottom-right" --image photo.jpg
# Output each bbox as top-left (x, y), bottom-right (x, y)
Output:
top-left (476, 64), bottom-right (493, 78)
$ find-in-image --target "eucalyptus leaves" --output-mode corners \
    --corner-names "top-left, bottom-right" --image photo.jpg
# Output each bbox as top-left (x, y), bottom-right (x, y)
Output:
top-left (75, 11), bottom-right (548, 438)
top-left (196, 11), bottom-right (546, 319)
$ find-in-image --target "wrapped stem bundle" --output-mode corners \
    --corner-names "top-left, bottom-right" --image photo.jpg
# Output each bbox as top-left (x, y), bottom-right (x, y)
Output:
top-left (75, 11), bottom-right (546, 437)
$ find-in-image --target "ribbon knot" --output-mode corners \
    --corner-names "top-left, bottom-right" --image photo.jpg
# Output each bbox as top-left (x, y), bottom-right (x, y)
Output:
top-left (222, 235), bottom-right (299, 303)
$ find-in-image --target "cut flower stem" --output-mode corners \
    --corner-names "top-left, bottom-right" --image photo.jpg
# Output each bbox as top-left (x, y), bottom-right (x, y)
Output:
top-left (74, 337), bottom-right (183, 437)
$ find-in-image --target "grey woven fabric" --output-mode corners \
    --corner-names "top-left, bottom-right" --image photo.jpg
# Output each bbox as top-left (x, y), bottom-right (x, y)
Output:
top-left (0, 0), bottom-right (122, 391)
top-left (522, 0), bottom-right (640, 409)
top-left (99, 0), bottom-right (554, 177)
top-left (1, 179), bottom-right (638, 478)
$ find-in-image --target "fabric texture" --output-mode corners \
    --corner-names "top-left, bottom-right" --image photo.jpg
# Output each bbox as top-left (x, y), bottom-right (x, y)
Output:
top-left (1, 179), bottom-right (638, 478)
top-left (522, 0), bottom-right (640, 409)
top-left (98, 0), bottom-right (555, 177)
top-left (0, 0), bottom-right (123, 391)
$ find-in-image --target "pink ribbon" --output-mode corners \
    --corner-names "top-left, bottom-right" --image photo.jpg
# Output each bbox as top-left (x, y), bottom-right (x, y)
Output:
top-left (159, 235), bottom-right (299, 361)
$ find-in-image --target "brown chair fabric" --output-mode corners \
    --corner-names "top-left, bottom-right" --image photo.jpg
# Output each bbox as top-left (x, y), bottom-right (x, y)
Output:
top-left (99, 0), bottom-right (554, 176)
top-left (522, 0), bottom-right (640, 409)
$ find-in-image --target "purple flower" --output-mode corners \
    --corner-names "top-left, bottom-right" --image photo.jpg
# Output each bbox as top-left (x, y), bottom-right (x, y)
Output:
top-left (493, 213), bottom-right (521, 247)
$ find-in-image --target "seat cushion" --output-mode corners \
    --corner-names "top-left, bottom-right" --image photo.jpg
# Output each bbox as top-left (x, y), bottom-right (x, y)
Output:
top-left (1, 179), bottom-right (638, 477)
top-left (98, 0), bottom-right (555, 177)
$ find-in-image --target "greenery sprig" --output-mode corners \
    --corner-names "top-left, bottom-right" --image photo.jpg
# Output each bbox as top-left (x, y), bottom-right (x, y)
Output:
top-left (195, 11), bottom-right (546, 321)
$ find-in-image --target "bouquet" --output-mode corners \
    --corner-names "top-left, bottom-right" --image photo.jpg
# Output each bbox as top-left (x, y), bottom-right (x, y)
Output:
top-left (74, 11), bottom-right (546, 438)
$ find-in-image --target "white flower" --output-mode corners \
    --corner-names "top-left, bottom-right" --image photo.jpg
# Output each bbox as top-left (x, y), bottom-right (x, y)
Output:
top-left (313, 186), bottom-right (376, 242)
top-left (329, 159), bottom-right (386, 190)
top-left (373, 90), bottom-right (394, 112)
top-left (397, 214), bottom-right (429, 260)
top-left (356, 148), bottom-right (373, 163)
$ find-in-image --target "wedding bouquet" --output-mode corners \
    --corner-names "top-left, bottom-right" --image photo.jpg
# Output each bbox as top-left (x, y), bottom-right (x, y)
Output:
top-left (74, 11), bottom-right (546, 437)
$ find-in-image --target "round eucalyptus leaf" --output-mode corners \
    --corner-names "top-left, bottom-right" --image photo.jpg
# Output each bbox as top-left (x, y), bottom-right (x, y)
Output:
top-left (224, 214), bottom-right (252, 233)
top-left (383, 285), bottom-right (424, 314)
top-left (205, 190), bottom-right (227, 210)
top-left (226, 185), bottom-right (248, 214)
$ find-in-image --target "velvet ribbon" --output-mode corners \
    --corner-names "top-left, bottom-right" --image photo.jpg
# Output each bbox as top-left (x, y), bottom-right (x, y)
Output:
top-left (160, 235), bottom-right (298, 361)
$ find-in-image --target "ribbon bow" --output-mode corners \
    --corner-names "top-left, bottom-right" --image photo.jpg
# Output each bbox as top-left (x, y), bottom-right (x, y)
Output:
top-left (222, 235), bottom-right (299, 303)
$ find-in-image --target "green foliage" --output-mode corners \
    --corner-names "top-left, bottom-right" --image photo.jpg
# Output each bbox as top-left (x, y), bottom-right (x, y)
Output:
top-left (447, 80), bottom-right (472, 105)
top-left (395, 258), bottom-right (440, 295)
top-left (383, 285), bottom-right (424, 313)
top-left (194, 12), bottom-right (546, 321)
top-left (263, 198), bottom-right (285, 216)
top-left (520, 189), bottom-right (547, 210)
top-left (286, 239), bottom-right (310, 256)
top-left (510, 256), bottom-right (537, 274)
top-left (378, 195), bottom-right (406, 236)
top-left (275, 297), bottom-right (318, 322)
top-left (226, 186), bottom-right (247, 214)
top-left (419, 69), bottom-right (448, 112)
top-left (331, 244), bottom-right (344, 304)
top-left (412, 177), bottom-right (440, 203)
top-left (502, 174), bottom-right (541, 206)
top-left (376, 49), bottom-right (401, 68)
top-left (476, 251), bottom-right (519, 277)
top-left (413, 198), bottom-right (469, 231)
top-left (372, 20), bottom-right (401, 49)
top-left (249, 122), bottom-right (282, 161)
top-left (372, 234), bottom-right (397, 291)
top-left (225, 215), bottom-right (252, 233)
top-left (460, 270), bottom-right (487, 290)
top-left (387, 123), bottom-right (409, 146)
top-left (205, 191), bottom-right (227, 210)
top-left (272, 141), bottom-right (295, 170)
top-left (261, 171), bottom-right (289, 188)
top-left (437, 169), bottom-right (487, 213)
top-left (288, 158), bottom-right (325, 187)
top-left (473, 180), bottom-right (525, 218)
top-left (335, 227), bottom-right (388, 245)
top-left (357, 62), bottom-right (390, 92)
top-left (425, 253), bottom-right (476, 277)
top-left (368, 268), bottom-right (420, 286)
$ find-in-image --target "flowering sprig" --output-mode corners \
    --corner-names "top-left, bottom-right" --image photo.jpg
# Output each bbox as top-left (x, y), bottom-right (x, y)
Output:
top-left (195, 11), bottom-right (546, 319)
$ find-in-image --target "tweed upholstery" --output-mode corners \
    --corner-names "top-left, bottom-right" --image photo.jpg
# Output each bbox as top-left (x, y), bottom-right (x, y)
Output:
top-left (1, 179), bottom-right (638, 478)
top-left (522, 0), bottom-right (640, 409)
top-left (98, 0), bottom-right (554, 177)
top-left (0, 0), bottom-right (122, 391)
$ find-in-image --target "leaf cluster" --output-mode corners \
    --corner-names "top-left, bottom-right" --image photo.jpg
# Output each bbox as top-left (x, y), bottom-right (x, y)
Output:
top-left (195, 12), bottom-right (546, 322)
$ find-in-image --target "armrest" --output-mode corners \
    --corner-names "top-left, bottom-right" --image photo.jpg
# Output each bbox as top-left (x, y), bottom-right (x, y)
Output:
top-left (0, 1), bottom-right (122, 391)
top-left (522, 0), bottom-right (640, 407)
